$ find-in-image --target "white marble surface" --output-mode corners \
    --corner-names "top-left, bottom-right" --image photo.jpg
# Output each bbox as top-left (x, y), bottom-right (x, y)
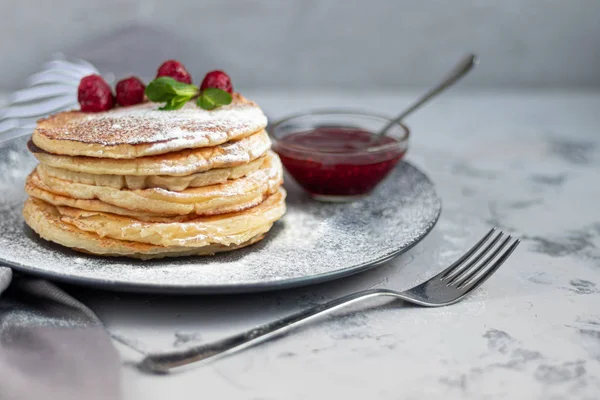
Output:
top-left (9, 90), bottom-right (600, 399)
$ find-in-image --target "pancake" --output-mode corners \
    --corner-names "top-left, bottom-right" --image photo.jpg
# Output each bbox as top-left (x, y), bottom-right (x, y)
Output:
top-left (29, 152), bottom-right (283, 216)
top-left (29, 129), bottom-right (271, 176)
top-left (56, 189), bottom-right (286, 247)
top-left (23, 198), bottom-right (270, 259)
top-left (36, 153), bottom-right (267, 191)
top-left (31, 94), bottom-right (268, 159)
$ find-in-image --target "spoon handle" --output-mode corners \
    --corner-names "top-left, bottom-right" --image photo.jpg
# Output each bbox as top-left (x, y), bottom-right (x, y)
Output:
top-left (378, 53), bottom-right (477, 136)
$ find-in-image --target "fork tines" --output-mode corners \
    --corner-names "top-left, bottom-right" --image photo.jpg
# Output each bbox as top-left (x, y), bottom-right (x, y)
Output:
top-left (440, 228), bottom-right (520, 290)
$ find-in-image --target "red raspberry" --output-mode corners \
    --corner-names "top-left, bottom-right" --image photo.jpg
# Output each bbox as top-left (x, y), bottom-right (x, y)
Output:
top-left (116, 76), bottom-right (146, 106)
top-left (77, 75), bottom-right (114, 112)
top-left (200, 70), bottom-right (233, 93)
top-left (156, 60), bottom-right (192, 84)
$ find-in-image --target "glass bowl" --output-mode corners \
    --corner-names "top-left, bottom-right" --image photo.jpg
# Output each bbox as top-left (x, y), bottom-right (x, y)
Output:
top-left (270, 110), bottom-right (410, 202)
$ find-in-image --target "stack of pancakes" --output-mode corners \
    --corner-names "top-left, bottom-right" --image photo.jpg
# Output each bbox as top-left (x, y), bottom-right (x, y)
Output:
top-left (23, 94), bottom-right (286, 259)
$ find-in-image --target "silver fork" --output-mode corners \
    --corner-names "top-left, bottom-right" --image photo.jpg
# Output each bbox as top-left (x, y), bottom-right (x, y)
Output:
top-left (138, 228), bottom-right (519, 374)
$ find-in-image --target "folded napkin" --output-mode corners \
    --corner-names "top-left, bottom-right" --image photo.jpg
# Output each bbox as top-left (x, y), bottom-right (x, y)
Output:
top-left (0, 266), bottom-right (122, 400)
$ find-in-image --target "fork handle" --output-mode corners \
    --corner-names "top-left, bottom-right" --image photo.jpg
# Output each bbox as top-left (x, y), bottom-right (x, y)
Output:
top-left (139, 288), bottom-right (397, 374)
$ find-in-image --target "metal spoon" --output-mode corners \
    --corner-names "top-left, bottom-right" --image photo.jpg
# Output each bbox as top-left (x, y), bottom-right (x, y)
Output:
top-left (377, 53), bottom-right (478, 137)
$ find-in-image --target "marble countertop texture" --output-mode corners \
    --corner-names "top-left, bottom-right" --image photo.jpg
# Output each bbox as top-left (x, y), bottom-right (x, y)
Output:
top-left (4, 90), bottom-right (600, 399)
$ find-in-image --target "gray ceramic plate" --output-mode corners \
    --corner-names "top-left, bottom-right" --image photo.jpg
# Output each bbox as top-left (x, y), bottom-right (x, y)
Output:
top-left (0, 137), bottom-right (441, 294)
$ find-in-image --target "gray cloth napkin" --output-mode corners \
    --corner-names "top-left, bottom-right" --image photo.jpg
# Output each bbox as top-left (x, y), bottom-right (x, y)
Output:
top-left (0, 266), bottom-right (122, 400)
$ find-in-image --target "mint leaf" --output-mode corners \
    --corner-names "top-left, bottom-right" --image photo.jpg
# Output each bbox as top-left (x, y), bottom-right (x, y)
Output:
top-left (203, 88), bottom-right (232, 106)
top-left (145, 78), bottom-right (175, 102)
top-left (145, 77), bottom-right (198, 106)
top-left (168, 80), bottom-right (198, 97)
top-left (197, 88), bottom-right (232, 110)
top-left (160, 96), bottom-right (190, 110)
top-left (197, 94), bottom-right (216, 110)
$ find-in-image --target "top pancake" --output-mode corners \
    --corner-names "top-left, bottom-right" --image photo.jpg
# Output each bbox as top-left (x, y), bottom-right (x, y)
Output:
top-left (31, 93), bottom-right (268, 159)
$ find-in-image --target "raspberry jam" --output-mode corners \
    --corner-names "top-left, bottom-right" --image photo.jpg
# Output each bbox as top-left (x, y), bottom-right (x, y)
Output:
top-left (273, 127), bottom-right (406, 201)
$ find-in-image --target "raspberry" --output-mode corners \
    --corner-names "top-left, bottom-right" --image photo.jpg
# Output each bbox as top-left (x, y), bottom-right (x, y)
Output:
top-left (156, 60), bottom-right (192, 84)
top-left (77, 75), bottom-right (114, 112)
top-left (116, 76), bottom-right (146, 106)
top-left (200, 70), bottom-right (233, 93)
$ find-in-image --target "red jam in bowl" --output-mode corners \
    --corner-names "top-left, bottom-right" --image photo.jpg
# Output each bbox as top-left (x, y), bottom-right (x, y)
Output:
top-left (272, 127), bottom-right (407, 201)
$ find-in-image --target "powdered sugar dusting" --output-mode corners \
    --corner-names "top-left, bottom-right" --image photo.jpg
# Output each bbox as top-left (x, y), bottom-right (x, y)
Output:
top-left (0, 137), bottom-right (441, 293)
top-left (36, 97), bottom-right (267, 146)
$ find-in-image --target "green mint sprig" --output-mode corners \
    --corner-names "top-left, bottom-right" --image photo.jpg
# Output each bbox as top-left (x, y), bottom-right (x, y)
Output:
top-left (196, 88), bottom-right (233, 110)
top-left (145, 77), bottom-right (197, 110)
top-left (145, 77), bottom-right (233, 111)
